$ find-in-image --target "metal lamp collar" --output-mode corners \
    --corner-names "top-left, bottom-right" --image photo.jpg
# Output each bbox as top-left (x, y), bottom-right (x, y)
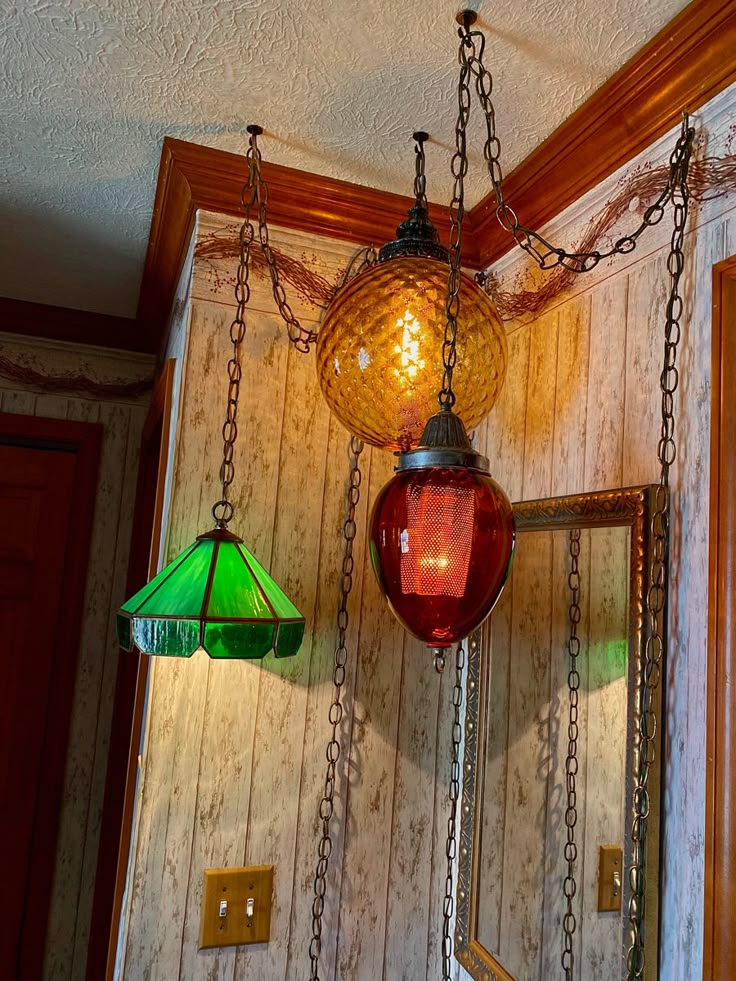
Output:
top-left (378, 131), bottom-right (449, 264)
top-left (395, 407), bottom-right (490, 473)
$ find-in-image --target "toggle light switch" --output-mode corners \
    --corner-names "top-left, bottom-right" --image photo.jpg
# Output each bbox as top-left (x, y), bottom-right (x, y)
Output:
top-left (199, 865), bottom-right (273, 949)
top-left (597, 845), bottom-right (624, 912)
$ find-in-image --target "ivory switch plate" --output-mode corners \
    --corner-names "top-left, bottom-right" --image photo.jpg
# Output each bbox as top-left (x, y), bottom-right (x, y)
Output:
top-left (597, 845), bottom-right (623, 912)
top-left (199, 865), bottom-right (273, 949)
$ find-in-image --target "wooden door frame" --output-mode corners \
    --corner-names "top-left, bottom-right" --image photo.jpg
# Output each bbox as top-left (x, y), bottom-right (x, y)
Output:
top-left (0, 412), bottom-right (103, 978)
top-left (86, 360), bottom-right (176, 981)
top-left (704, 255), bottom-right (736, 978)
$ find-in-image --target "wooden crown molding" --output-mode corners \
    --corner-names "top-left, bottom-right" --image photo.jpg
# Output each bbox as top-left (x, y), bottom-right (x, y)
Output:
top-left (136, 137), bottom-right (478, 352)
top-left (0, 297), bottom-right (148, 353)
top-left (138, 0), bottom-right (736, 358)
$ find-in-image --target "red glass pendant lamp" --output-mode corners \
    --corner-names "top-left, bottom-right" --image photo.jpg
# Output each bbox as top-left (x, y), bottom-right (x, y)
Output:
top-left (370, 408), bottom-right (514, 664)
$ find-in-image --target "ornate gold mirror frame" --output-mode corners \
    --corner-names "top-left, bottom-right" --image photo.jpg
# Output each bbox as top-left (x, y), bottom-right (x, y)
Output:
top-left (456, 485), bottom-right (662, 981)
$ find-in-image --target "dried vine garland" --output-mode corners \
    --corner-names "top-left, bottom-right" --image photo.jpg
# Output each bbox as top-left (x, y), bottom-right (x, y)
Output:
top-left (483, 153), bottom-right (736, 320)
top-left (0, 353), bottom-right (153, 400)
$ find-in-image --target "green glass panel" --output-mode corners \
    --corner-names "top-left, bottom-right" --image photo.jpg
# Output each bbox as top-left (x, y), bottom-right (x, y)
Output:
top-left (205, 542), bottom-right (273, 620)
top-left (132, 617), bottom-right (200, 657)
top-left (203, 620), bottom-right (275, 659)
top-left (119, 541), bottom-right (198, 614)
top-left (239, 545), bottom-right (304, 619)
top-left (274, 620), bottom-right (305, 658)
top-left (117, 612), bottom-right (133, 651)
top-left (136, 540), bottom-right (215, 617)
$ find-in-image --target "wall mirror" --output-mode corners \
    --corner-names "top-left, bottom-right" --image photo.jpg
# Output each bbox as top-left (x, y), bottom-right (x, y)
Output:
top-left (456, 486), bottom-right (662, 981)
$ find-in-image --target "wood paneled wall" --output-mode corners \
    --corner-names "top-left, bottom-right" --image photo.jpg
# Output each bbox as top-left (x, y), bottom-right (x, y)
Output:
top-left (0, 333), bottom-right (153, 980)
top-left (120, 82), bottom-right (735, 981)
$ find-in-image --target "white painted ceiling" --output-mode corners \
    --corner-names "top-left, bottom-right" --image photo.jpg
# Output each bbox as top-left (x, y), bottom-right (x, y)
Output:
top-left (1, 0), bottom-right (690, 320)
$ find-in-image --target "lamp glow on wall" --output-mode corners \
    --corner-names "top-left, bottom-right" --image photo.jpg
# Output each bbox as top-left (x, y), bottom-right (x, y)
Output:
top-left (117, 126), bottom-right (305, 661)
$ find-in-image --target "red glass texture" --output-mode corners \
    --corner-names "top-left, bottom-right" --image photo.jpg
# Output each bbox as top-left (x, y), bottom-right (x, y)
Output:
top-left (370, 466), bottom-right (515, 647)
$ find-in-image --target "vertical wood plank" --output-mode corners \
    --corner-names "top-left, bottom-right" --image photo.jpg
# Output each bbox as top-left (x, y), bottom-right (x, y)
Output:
top-left (550, 294), bottom-right (591, 497)
top-left (498, 529), bottom-right (553, 979)
top-left (72, 402), bottom-right (146, 980)
top-left (122, 303), bottom-right (223, 980)
top-left (579, 527), bottom-right (629, 981)
top-left (382, 633), bottom-right (441, 979)
top-left (0, 389), bottom-right (37, 414)
top-left (584, 279), bottom-right (628, 491)
top-left (335, 448), bottom-right (406, 981)
top-left (232, 333), bottom-right (331, 981)
top-left (657, 216), bottom-right (724, 980)
top-left (482, 324), bottom-right (532, 502)
top-left (623, 253), bottom-right (668, 485)
top-left (475, 583), bottom-right (512, 959)
top-left (31, 393), bottom-right (69, 419)
top-left (45, 401), bottom-right (132, 981)
top-left (284, 422), bottom-right (372, 981)
top-left (522, 310), bottom-right (559, 500)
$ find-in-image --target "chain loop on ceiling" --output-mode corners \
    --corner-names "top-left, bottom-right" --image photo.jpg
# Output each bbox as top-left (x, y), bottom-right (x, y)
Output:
top-left (455, 19), bottom-right (692, 277)
top-left (237, 127), bottom-right (318, 355)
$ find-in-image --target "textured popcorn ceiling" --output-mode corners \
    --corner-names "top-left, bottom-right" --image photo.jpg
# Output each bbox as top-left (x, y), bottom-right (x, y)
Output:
top-left (1, 0), bottom-right (690, 318)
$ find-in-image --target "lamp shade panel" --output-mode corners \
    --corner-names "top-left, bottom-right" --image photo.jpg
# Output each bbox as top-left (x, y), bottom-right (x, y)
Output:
top-left (117, 528), bottom-right (305, 659)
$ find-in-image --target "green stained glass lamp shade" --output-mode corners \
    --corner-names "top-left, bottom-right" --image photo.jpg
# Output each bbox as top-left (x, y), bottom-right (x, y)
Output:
top-left (117, 527), bottom-right (305, 659)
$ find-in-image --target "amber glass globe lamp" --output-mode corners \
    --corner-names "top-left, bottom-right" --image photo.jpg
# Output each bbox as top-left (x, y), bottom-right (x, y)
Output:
top-left (369, 409), bottom-right (515, 657)
top-left (316, 137), bottom-right (507, 452)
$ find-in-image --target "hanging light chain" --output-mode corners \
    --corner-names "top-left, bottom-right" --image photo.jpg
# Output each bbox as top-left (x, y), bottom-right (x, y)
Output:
top-left (211, 128), bottom-right (262, 526)
top-left (414, 132), bottom-right (429, 208)
top-left (442, 639), bottom-right (466, 980)
top-left (626, 118), bottom-right (693, 981)
top-left (456, 21), bottom-right (692, 276)
top-left (438, 30), bottom-right (473, 411)
top-left (562, 529), bottom-right (582, 980)
top-left (242, 128), bottom-right (318, 355)
top-left (309, 435), bottom-right (364, 981)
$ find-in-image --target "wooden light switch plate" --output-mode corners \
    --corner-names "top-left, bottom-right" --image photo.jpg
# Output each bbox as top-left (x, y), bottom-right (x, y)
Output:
top-left (199, 865), bottom-right (273, 949)
top-left (597, 845), bottom-right (623, 912)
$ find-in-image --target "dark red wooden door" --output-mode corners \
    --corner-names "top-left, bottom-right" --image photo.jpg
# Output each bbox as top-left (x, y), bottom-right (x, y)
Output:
top-left (0, 415), bottom-right (101, 980)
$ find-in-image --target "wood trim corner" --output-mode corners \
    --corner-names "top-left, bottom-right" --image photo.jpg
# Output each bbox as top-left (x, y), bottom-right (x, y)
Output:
top-left (0, 297), bottom-right (147, 353)
top-left (137, 137), bottom-right (476, 356)
top-left (704, 254), bottom-right (736, 980)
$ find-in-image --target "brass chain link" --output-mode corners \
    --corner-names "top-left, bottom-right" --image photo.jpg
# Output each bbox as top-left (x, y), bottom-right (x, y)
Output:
top-left (442, 639), bottom-right (466, 980)
top-left (626, 119), bottom-right (693, 981)
top-left (211, 127), bottom-right (261, 526)
top-left (455, 21), bottom-right (691, 276)
top-left (438, 33), bottom-right (472, 410)
top-left (562, 529), bottom-right (582, 979)
top-left (309, 435), bottom-right (364, 980)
